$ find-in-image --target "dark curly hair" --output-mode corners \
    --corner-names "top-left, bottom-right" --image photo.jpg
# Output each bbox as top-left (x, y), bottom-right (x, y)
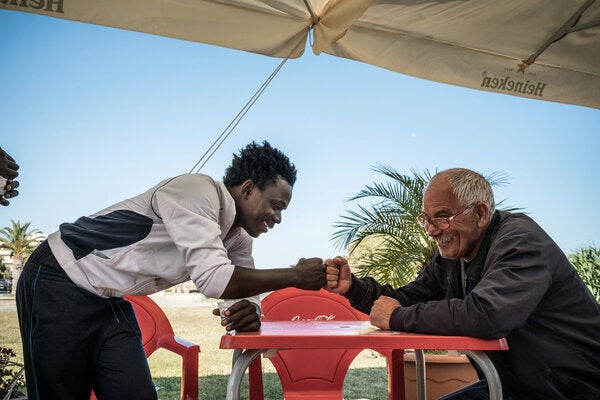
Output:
top-left (223, 141), bottom-right (297, 189)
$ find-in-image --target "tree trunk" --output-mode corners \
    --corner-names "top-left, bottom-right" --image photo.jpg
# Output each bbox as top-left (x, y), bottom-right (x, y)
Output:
top-left (11, 255), bottom-right (23, 294)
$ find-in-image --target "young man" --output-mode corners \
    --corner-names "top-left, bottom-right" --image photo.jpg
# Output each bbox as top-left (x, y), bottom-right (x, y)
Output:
top-left (17, 141), bottom-right (326, 400)
top-left (326, 168), bottom-right (600, 400)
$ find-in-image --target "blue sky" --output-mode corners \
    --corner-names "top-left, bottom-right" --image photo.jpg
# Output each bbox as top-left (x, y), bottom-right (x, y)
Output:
top-left (1, 10), bottom-right (599, 268)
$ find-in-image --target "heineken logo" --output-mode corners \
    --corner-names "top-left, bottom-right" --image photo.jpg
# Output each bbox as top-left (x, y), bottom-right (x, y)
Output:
top-left (480, 74), bottom-right (547, 98)
top-left (0, 0), bottom-right (64, 14)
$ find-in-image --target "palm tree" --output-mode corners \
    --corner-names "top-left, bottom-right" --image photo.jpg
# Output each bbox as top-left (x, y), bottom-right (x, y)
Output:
top-left (568, 245), bottom-right (600, 302)
top-left (0, 220), bottom-right (42, 288)
top-left (331, 165), bottom-right (512, 287)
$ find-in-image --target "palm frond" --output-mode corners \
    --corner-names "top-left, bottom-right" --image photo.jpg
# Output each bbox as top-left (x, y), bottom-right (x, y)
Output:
top-left (0, 219), bottom-right (42, 260)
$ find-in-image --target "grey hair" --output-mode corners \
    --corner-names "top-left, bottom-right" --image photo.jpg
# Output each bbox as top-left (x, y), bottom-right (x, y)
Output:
top-left (430, 168), bottom-right (496, 214)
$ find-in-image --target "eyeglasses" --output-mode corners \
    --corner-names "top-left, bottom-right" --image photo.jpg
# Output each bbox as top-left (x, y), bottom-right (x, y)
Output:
top-left (417, 204), bottom-right (475, 230)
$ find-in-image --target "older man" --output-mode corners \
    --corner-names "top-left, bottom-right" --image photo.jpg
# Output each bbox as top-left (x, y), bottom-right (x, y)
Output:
top-left (326, 168), bottom-right (600, 400)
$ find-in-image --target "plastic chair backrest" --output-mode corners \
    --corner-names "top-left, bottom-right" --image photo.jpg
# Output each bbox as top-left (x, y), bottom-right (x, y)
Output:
top-left (125, 295), bottom-right (200, 400)
top-left (249, 288), bottom-right (403, 400)
top-left (261, 288), bottom-right (369, 322)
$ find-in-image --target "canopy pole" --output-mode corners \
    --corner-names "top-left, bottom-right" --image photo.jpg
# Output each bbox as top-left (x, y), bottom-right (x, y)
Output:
top-left (303, 0), bottom-right (316, 23)
top-left (189, 30), bottom-right (310, 174)
top-left (519, 0), bottom-right (596, 71)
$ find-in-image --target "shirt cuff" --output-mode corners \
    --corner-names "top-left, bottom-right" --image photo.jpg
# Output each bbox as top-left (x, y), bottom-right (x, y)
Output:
top-left (389, 306), bottom-right (406, 331)
top-left (343, 275), bottom-right (368, 302)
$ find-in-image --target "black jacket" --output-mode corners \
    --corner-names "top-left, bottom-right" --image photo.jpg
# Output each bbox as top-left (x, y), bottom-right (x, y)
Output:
top-left (344, 211), bottom-right (600, 400)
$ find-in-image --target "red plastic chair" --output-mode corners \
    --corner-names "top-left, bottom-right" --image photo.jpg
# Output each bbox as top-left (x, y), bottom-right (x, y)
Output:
top-left (92, 295), bottom-right (200, 400)
top-left (247, 288), bottom-right (404, 400)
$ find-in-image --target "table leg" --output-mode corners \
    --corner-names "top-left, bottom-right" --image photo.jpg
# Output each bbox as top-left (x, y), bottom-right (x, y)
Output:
top-left (414, 350), bottom-right (427, 400)
top-left (232, 349), bottom-right (243, 368)
top-left (226, 349), bottom-right (268, 400)
top-left (388, 349), bottom-right (405, 400)
top-left (463, 350), bottom-right (502, 400)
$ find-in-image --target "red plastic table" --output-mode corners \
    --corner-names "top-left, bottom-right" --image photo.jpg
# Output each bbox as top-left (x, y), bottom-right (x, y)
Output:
top-left (220, 320), bottom-right (508, 400)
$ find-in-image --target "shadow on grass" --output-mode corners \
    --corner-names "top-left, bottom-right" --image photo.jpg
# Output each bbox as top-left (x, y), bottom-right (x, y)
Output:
top-left (154, 367), bottom-right (388, 400)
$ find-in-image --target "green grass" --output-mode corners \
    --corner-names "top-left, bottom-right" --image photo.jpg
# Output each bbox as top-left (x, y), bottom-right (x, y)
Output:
top-left (0, 296), bottom-right (389, 399)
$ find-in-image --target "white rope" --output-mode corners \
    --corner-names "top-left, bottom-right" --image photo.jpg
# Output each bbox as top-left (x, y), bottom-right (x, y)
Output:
top-left (189, 32), bottom-right (309, 174)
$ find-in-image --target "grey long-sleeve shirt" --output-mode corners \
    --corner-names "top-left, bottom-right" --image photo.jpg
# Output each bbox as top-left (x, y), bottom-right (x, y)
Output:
top-left (48, 174), bottom-right (257, 303)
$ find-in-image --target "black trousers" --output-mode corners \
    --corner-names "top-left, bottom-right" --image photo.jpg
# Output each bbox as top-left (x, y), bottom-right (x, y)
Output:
top-left (16, 262), bottom-right (157, 400)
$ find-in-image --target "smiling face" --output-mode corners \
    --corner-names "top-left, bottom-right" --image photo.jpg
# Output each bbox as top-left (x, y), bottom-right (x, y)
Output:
top-left (233, 177), bottom-right (292, 238)
top-left (422, 176), bottom-right (489, 261)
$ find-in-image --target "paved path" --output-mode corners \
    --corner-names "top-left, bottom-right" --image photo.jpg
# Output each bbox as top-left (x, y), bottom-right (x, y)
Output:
top-left (0, 293), bottom-right (16, 311)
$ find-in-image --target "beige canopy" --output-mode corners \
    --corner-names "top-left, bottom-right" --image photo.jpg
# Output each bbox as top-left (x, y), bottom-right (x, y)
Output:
top-left (3, 0), bottom-right (599, 109)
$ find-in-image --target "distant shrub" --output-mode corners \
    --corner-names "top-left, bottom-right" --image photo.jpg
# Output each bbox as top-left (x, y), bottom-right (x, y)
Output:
top-left (569, 245), bottom-right (600, 302)
top-left (0, 347), bottom-right (25, 399)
